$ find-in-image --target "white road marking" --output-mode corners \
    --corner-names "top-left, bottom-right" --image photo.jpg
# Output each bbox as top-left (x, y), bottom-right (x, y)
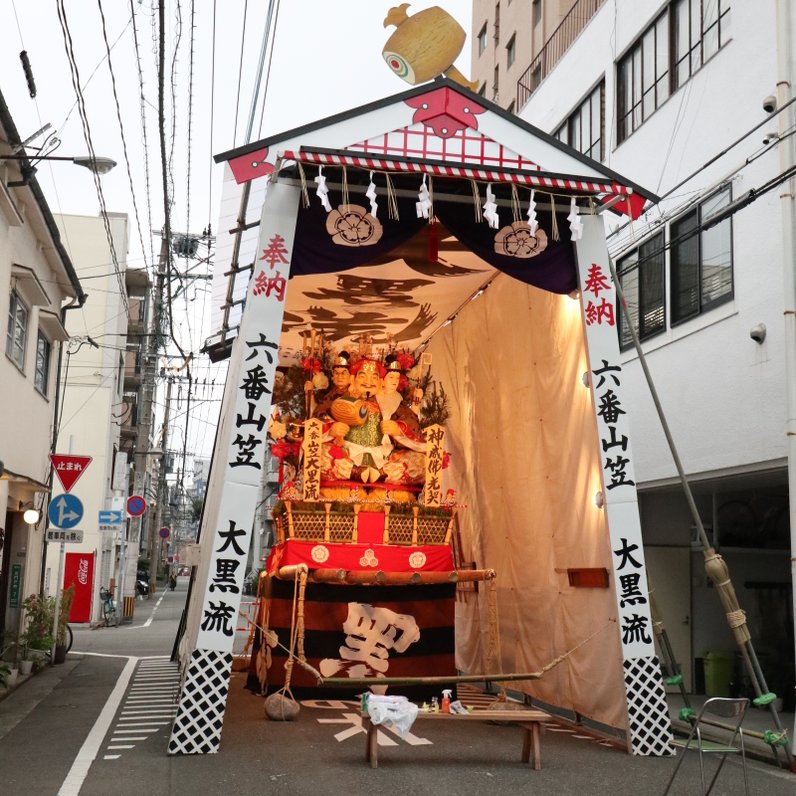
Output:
top-left (135, 591), bottom-right (168, 628)
top-left (103, 755), bottom-right (120, 760)
top-left (117, 721), bottom-right (171, 727)
top-left (120, 712), bottom-right (175, 718)
top-left (57, 657), bottom-right (137, 796)
top-left (107, 745), bottom-right (135, 750)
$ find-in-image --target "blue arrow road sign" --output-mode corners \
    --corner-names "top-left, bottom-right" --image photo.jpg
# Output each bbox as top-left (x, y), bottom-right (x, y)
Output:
top-left (98, 510), bottom-right (123, 525)
top-left (48, 494), bottom-right (83, 529)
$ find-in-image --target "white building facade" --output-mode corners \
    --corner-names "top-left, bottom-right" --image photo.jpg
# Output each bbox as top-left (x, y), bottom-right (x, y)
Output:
top-left (510, 0), bottom-right (793, 707)
top-left (44, 212), bottom-right (136, 626)
top-left (0, 92), bottom-right (83, 652)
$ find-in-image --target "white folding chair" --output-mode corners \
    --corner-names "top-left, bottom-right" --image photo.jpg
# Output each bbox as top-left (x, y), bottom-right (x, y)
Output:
top-left (663, 696), bottom-right (750, 795)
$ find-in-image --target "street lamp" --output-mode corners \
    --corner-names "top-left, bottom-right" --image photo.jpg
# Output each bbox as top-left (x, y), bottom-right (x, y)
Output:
top-left (0, 154), bottom-right (117, 185)
top-left (21, 502), bottom-right (40, 525)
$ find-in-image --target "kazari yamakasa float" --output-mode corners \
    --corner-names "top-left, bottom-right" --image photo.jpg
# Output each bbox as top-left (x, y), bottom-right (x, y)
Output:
top-left (168, 5), bottom-right (675, 759)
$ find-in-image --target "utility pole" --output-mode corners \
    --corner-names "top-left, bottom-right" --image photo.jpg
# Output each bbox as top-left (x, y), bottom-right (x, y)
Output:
top-left (775, 0), bottom-right (796, 766)
top-left (150, 372), bottom-right (173, 594)
top-left (136, 237), bottom-right (167, 596)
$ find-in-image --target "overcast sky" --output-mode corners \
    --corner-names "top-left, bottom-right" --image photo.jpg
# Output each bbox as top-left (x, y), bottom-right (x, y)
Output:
top-left (2, 1), bottom-right (472, 253)
top-left (1, 1), bottom-right (472, 461)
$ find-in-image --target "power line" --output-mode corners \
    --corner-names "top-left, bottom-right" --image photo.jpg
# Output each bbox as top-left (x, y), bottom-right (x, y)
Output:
top-left (54, 0), bottom-right (129, 317)
top-left (96, 0), bottom-right (150, 275)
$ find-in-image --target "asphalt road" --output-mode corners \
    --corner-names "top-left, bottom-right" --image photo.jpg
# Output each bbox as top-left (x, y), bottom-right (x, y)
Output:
top-left (1, 579), bottom-right (794, 795)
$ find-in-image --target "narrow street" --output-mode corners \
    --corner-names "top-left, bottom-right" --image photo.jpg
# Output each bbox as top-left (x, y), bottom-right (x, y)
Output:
top-left (0, 577), bottom-right (793, 795)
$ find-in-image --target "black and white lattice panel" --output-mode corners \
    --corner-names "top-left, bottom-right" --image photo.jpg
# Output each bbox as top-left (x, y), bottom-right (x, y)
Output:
top-left (624, 656), bottom-right (674, 756)
top-left (168, 649), bottom-right (234, 755)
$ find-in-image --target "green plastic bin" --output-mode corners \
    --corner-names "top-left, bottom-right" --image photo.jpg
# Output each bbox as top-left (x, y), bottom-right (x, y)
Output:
top-left (703, 651), bottom-right (735, 696)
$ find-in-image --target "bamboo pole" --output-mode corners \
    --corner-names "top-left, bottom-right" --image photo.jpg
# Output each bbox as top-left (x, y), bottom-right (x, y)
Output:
top-left (275, 567), bottom-right (497, 585)
top-left (321, 671), bottom-right (542, 687)
top-left (609, 256), bottom-right (792, 763)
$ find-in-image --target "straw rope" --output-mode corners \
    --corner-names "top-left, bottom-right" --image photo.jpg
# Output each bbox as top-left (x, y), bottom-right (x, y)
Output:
top-left (296, 162), bottom-right (310, 208)
top-left (470, 180), bottom-right (482, 222)
top-left (341, 166), bottom-right (349, 212)
top-left (384, 172), bottom-right (400, 220)
top-left (550, 196), bottom-right (560, 241)
top-left (726, 609), bottom-right (747, 629)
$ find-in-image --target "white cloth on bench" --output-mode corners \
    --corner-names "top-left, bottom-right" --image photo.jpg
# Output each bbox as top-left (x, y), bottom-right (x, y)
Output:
top-left (366, 694), bottom-right (419, 738)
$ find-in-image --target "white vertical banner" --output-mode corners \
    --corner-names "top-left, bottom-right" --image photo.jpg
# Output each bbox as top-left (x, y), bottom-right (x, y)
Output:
top-left (170, 181), bottom-right (301, 754)
top-left (575, 214), bottom-right (673, 756)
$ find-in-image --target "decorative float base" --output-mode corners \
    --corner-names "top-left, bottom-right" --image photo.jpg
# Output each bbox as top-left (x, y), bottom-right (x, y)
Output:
top-left (256, 578), bottom-right (457, 701)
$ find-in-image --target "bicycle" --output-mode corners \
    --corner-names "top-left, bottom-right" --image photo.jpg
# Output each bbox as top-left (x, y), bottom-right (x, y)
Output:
top-left (63, 623), bottom-right (74, 654)
top-left (99, 587), bottom-right (117, 626)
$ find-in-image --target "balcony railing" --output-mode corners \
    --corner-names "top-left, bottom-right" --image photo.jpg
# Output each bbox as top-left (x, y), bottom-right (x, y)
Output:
top-left (517, 0), bottom-right (606, 109)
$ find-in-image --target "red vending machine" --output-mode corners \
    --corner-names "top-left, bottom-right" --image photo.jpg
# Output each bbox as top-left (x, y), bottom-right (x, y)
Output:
top-left (64, 551), bottom-right (94, 623)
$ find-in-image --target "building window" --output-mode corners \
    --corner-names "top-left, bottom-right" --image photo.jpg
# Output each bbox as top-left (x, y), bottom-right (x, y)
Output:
top-left (617, 2), bottom-right (731, 143)
top-left (554, 82), bottom-right (605, 161)
top-left (617, 233), bottom-right (666, 349)
top-left (493, 64), bottom-right (500, 100)
top-left (674, 0), bottom-right (731, 88)
top-left (478, 23), bottom-right (488, 55)
top-left (506, 33), bottom-right (516, 68)
top-left (617, 11), bottom-right (670, 143)
top-left (532, 0), bottom-right (542, 27)
top-left (6, 290), bottom-right (28, 370)
top-left (671, 186), bottom-right (733, 324)
top-left (34, 332), bottom-right (51, 395)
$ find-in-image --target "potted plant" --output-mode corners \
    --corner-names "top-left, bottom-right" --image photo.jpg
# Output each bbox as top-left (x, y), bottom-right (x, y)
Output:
top-left (54, 584), bottom-right (74, 664)
top-left (21, 593), bottom-right (55, 667)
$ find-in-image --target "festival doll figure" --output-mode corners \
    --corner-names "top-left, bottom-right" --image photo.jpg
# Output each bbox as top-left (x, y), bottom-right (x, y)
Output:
top-left (314, 350), bottom-right (352, 421)
top-left (329, 358), bottom-right (394, 483)
top-left (377, 354), bottom-right (427, 486)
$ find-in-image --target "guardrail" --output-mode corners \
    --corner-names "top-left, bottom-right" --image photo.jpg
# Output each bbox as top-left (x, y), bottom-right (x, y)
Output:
top-left (516, 0), bottom-right (606, 109)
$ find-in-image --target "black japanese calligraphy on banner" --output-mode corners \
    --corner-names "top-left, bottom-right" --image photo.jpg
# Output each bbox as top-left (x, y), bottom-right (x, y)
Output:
top-left (423, 424), bottom-right (445, 507)
top-left (302, 419), bottom-right (323, 501)
top-left (592, 359), bottom-right (636, 491)
top-left (227, 332), bottom-right (279, 476)
top-left (576, 216), bottom-right (655, 661)
top-left (197, 486), bottom-right (256, 651)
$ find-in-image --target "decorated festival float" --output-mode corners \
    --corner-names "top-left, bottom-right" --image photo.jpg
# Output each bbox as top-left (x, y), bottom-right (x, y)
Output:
top-left (168, 4), bottom-right (677, 759)
top-left (255, 334), bottom-right (482, 707)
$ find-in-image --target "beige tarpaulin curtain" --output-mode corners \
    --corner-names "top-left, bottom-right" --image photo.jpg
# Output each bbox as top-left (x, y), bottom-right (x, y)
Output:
top-left (427, 274), bottom-right (628, 732)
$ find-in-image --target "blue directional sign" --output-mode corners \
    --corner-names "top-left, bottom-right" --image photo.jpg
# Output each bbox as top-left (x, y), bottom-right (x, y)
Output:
top-left (98, 510), bottom-right (123, 526)
top-left (48, 494), bottom-right (83, 529)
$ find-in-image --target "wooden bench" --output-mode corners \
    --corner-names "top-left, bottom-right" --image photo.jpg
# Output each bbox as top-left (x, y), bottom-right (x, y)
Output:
top-left (362, 708), bottom-right (551, 769)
